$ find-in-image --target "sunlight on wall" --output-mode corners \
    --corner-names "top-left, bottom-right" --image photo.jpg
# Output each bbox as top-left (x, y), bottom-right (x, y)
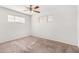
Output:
top-left (8, 15), bottom-right (25, 23)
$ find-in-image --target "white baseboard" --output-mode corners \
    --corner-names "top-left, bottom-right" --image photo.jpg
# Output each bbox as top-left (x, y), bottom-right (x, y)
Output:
top-left (32, 34), bottom-right (78, 46)
top-left (0, 35), bottom-right (31, 44)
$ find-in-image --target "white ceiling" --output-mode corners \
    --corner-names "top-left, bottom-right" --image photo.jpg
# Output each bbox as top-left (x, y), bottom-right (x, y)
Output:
top-left (1, 5), bottom-right (65, 16)
top-left (1, 5), bottom-right (33, 15)
top-left (1, 5), bottom-right (58, 16)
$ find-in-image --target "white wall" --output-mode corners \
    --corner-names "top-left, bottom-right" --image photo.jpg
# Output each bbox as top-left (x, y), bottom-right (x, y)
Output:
top-left (77, 6), bottom-right (79, 47)
top-left (32, 5), bottom-right (77, 46)
top-left (0, 7), bottom-right (31, 43)
top-left (0, 6), bottom-right (77, 46)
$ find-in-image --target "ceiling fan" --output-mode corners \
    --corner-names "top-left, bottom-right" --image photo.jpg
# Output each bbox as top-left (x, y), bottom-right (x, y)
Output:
top-left (23, 5), bottom-right (40, 13)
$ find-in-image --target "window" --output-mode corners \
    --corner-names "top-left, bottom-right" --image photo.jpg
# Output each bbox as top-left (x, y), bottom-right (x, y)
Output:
top-left (8, 15), bottom-right (25, 24)
top-left (15, 16), bottom-right (25, 23)
top-left (8, 15), bottom-right (15, 22)
top-left (48, 16), bottom-right (53, 22)
top-left (39, 16), bottom-right (47, 23)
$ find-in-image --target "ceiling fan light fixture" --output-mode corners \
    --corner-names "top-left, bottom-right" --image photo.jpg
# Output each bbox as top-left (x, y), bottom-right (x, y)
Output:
top-left (23, 5), bottom-right (40, 13)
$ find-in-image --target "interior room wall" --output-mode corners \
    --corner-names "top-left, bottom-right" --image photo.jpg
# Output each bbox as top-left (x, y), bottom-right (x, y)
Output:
top-left (32, 5), bottom-right (77, 46)
top-left (77, 6), bottom-right (79, 47)
top-left (0, 7), bottom-right (31, 43)
top-left (0, 6), bottom-right (77, 46)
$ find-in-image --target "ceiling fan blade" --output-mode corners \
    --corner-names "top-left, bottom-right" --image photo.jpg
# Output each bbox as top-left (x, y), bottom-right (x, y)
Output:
top-left (34, 6), bottom-right (39, 9)
top-left (33, 10), bottom-right (40, 13)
